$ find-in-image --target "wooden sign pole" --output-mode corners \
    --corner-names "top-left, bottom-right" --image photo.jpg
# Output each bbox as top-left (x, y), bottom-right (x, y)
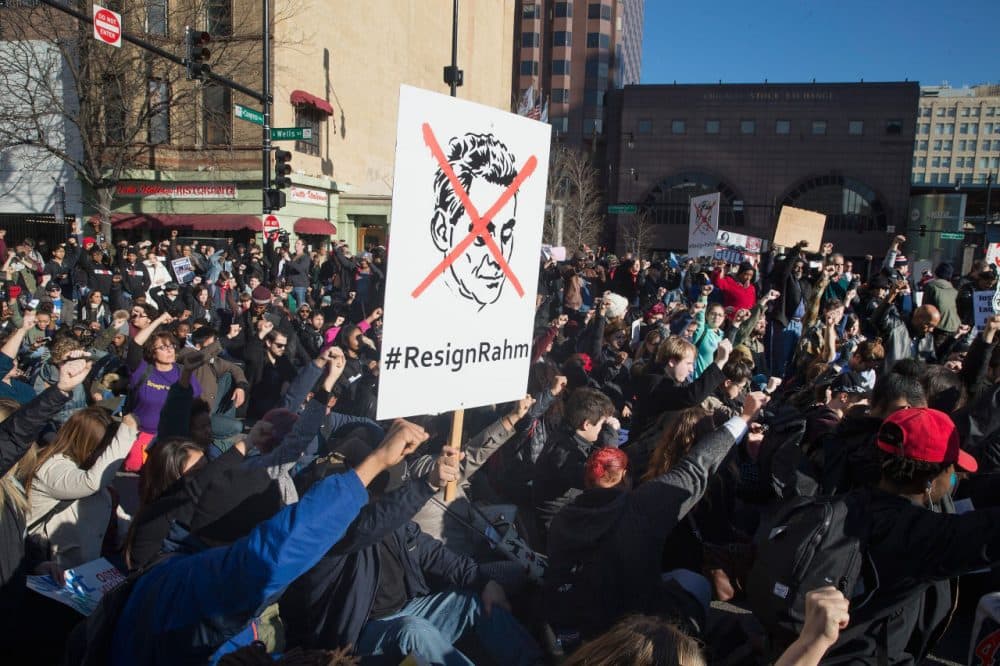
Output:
top-left (443, 409), bottom-right (464, 501)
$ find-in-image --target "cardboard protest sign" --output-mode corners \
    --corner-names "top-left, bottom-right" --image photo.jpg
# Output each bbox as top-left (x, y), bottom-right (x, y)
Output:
top-left (376, 85), bottom-right (550, 419)
top-left (26, 557), bottom-right (125, 616)
top-left (774, 205), bottom-right (826, 251)
top-left (688, 193), bottom-right (720, 258)
top-left (171, 257), bottom-right (195, 284)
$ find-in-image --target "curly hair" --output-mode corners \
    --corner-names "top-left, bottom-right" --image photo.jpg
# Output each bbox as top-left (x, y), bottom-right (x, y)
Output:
top-left (878, 449), bottom-right (949, 488)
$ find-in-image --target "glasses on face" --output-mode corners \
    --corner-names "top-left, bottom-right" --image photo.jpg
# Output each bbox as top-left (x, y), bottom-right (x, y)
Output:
top-left (131, 312), bottom-right (147, 319)
top-left (153, 344), bottom-right (175, 353)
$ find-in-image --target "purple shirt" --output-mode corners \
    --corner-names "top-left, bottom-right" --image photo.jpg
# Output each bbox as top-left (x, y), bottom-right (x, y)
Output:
top-left (130, 360), bottom-right (201, 434)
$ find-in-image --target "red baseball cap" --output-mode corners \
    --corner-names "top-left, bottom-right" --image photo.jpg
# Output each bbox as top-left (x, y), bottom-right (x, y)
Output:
top-left (876, 408), bottom-right (977, 473)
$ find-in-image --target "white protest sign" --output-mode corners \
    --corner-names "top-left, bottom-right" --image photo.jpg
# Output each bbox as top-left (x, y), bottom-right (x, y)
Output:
top-left (774, 205), bottom-right (826, 251)
top-left (987, 243), bottom-right (1000, 271)
top-left (974, 290), bottom-right (997, 330)
top-left (171, 256), bottom-right (195, 284)
top-left (688, 193), bottom-right (720, 258)
top-left (26, 557), bottom-right (125, 616)
top-left (376, 85), bottom-right (550, 419)
top-left (630, 318), bottom-right (641, 346)
top-left (715, 230), bottom-right (764, 265)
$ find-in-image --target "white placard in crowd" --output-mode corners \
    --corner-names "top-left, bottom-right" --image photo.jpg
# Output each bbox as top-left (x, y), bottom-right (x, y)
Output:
top-left (376, 85), bottom-right (551, 419)
top-left (974, 290), bottom-right (997, 329)
top-left (26, 557), bottom-right (125, 616)
top-left (987, 243), bottom-right (1000, 271)
top-left (688, 192), bottom-right (720, 258)
top-left (171, 257), bottom-right (194, 284)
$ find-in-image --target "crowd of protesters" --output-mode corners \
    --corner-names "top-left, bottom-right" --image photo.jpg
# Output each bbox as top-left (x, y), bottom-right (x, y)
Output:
top-left (4, 219), bottom-right (1000, 665)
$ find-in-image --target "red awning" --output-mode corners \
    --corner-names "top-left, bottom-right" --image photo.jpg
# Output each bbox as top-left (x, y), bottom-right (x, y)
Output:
top-left (290, 89), bottom-right (333, 115)
top-left (104, 213), bottom-right (263, 232)
top-left (293, 218), bottom-right (337, 235)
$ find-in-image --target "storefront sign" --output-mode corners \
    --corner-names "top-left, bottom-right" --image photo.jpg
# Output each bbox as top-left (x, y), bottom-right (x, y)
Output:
top-left (115, 182), bottom-right (238, 200)
top-left (288, 186), bottom-right (329, 205)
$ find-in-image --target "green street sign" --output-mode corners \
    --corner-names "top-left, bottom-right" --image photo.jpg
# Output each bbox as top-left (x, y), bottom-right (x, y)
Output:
top-left (608, 204), bottom-right (637, 214)
top-left (271, 127), bottom-right (313, 141)
top-left (234, 104), bottom-right (264, 126)
top-left (940, 232), bottom-right (965, 240)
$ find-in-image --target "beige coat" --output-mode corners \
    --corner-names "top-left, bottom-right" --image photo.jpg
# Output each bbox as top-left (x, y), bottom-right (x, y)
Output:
top-left (26, 420), bottom-right (135, 569)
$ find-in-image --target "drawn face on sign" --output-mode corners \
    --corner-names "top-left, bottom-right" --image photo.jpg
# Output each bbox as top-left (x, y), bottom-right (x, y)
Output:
top-left (430, 133), bottom-right (518, 310)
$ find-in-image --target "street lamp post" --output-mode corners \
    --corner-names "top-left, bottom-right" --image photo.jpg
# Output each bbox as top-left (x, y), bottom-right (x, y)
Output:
top-left (987, 172), bottom-right (994, 224)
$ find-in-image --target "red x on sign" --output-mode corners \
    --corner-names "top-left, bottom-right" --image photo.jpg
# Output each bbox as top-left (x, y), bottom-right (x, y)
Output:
top-left (411, 122), bottom-right (537, 299)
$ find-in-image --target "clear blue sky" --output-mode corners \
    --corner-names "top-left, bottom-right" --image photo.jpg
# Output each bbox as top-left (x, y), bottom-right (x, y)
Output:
top-left (641, 0), bottom-right (1000, 87)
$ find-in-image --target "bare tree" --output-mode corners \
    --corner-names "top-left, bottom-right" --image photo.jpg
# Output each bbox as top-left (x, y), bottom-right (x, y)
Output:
top-left (543, 144), bottom-right (604, 251)
top-left (618, 206), bottom-right (655, 261)
top-left (0, 0), bottom-right (271, 240)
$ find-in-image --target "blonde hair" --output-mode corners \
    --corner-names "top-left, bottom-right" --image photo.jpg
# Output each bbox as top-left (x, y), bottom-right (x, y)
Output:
top-left (655, 336), bottom-right (697, 366)
top-left (563, 615), bottom-right (706, 666)
top-left (21, 406), bottom-right (113, 497)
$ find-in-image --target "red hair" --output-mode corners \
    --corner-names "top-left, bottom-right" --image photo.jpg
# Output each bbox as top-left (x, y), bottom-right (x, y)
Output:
top-left (584, 447), bottom-right (629, 489)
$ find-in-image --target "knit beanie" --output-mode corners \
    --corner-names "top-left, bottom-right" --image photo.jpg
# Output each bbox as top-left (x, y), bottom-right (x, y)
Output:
top-left (251, 285), bottom-right (272, 305)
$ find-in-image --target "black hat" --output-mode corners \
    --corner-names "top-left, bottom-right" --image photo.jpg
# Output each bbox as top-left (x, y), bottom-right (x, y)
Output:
top-left (163, 282), bottom-right (180, 292)
top-left (830, 370), bottom-right (870, 396)
top-left (869, 275), bottom-right (890, 290)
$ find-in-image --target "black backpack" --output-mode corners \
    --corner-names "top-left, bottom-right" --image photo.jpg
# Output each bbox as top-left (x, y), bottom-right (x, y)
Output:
top-left (746, 490), bottom-right (878, 651)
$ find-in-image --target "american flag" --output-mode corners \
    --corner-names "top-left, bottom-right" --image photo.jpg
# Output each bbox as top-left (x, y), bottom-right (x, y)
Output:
top-left (526, 102), bottom-right (542, 120)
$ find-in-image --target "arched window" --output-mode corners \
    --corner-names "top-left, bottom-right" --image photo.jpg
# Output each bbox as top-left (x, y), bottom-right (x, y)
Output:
top-left (780, 175), bottom-right (887, 232)
top-left (641, 172), bottom-right (744, 227)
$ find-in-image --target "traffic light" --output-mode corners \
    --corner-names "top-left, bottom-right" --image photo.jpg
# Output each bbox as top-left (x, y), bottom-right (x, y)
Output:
top-left (274, 149), bottom-right (292, 188)
top-left (919, 224), bottom-right (927, 237)
top-left (185, 27), bottom-right (211, 80)
top-left (266, 150), bottom-right (293, 211)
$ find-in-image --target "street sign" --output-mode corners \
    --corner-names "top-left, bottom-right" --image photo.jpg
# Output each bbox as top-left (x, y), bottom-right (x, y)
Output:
top-left (234, 104), bottom-right (264, 126)
top-left (941, 232), bottom-right (965, 240)
top-left (262, 214), bottom-right (279, 229)
top-left (608, 204), bottom-right (637, 214)
top-left (92, 4), bottom-right (122, 48)
top-left (271, 127), bottom-right (312, 141)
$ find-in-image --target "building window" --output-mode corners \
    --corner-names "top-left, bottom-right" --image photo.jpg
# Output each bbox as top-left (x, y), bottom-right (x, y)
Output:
top-left (550, 116), bottom-right (568, 133)
top-left (202, 84), bottom-right (231, 145)
top-left (146, 0), bottom-right (167, 36)
top-left (988, 123), bottom-right (996, 134)
top-left (969, 140), bottom-right (977, 151)
top-left (936, 108), bottom-right (946, 117)
top-left (811, 120), bottom-right (827, 135)
top-left (964, 173), bottom-right (974, 183)
top-left (960, 123), bottom-right (969, 135)
top-left (207, 0), bottom-right (232, 37)
top-left (955, 157), bottom-right (964, 168)
top-left (985, 140), bottom-right (992, 151)
top-left (947, 107), bottom-right (956, 117)
top-left (520, 60), bottom-right (538, 76)
top-left (551, 60), bottom-right (570, 75)
top-left (583, 89), bottom-right (604, 107)
top-left (932, 140), bottom-right (941, 150)
top-left (848, 120), bottom-right (863, 135)
top-left (943, 140), bottom-right (953, 151)
top-left (522, 3), bottom-right (539, 19)
top-left (583, 118), bottom-right (602, 135)
top-left (103, 77), bottom-right (125, 144)
top-left (552, 31), bottom-right (571, 47)
top-left (916, 156), bottom-right (926, 166)
top-left (637, 119), bottom-right (653, 134)
top-left (913, 172), bottom-right (924, 184)
top-left (147, 79), bottom-right (169, 144)
top-left (586, 32), bottom-right (610, 49)
top-left (554, 2), bottom-right (572, 18)
top-left (921, 107), bottom-right (931, 117)
top-left (919, 123), bottom-right (929, 134)
top-left (990, 107), bottom-right (998, 116)
top-left (588, 3), bottom-right (612, 19)
top-left (740, 119), bottom-right (755, 135)
top-left (931, 157), bottom-right (940, 167)
top-left (671, 119), bottom-right (685, 134)
top-left (294, 107), bottom-right (321, 156)
top-left (934, 123), bottom-right (944, 135)
top-left (551, 88), bottom-right (569, 104)
top-left (584, 60), bottom-right (609, 78)
top-left (930, 173), bottom-right (940, 184)
top-left (962, 107), bottom-right (971, 117)
top-left (959, 140), bottom-right (967, 151)
top-left (942, 157), bottom-right (951, 168)
top-left (705, 119), bottom-right (720, 134)
top-left (886, 119), bottom-right (903, 135)
top-left (972, 123), bottom-right (980, 134)
top-left (521, 32), bottom-right (539, 48)
top-left (918, 140), bottom-right (927, 150)
top-left (775, 119), bottom-right (791, 134)
top-left (944, 123), bottom-right (955, 135)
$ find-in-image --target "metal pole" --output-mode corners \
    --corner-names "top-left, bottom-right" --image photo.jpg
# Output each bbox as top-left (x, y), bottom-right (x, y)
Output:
top-left (449, 0), bottom-right (459, 97)
top-left (261, 0), bottom-right (272, 213)
top-left (555, 204), bottom-right (564, 247)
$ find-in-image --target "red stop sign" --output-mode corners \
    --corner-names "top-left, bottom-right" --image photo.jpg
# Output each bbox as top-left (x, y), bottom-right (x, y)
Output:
top-left (263, 214), bottom-right (279, 229)
top-left (93, 6), bottom-right (122, 48)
